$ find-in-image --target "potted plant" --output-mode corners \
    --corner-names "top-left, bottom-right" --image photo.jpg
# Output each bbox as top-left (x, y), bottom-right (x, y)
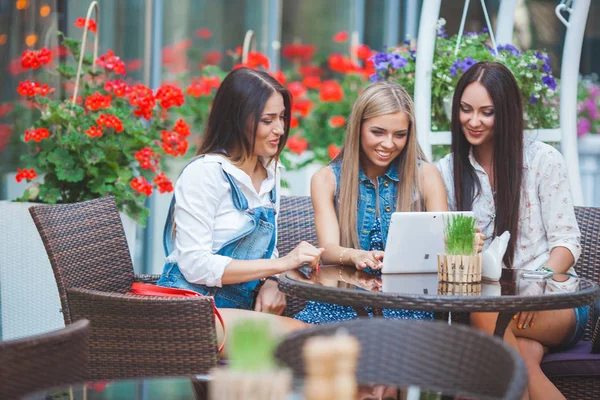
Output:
top-left (209, 320), bottom-right (292, 400)
top-left (438, 214), bottom-right (482, 286)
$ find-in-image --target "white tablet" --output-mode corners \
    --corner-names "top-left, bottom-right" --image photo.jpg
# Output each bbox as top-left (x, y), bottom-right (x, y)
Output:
top-left (382, 211), bottom-right (475, 274)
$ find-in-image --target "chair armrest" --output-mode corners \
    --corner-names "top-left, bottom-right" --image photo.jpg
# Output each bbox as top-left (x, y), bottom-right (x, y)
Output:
top-left (66, 287), bottom-right (219, 379)
top-left (134, 273), bottom-right (161, 284)
top-left (593, 317), bottom-right (600, 354)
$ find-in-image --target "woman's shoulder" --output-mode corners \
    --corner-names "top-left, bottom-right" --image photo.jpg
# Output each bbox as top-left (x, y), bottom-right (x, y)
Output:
top-left (311, 165), bottom-right (336, 187)
top-left (525, 140), bottom-right (566, 169)
top-left (434, 153), bottom-right (455, 181)
top-left (177, 155), bottom-right (231, 190)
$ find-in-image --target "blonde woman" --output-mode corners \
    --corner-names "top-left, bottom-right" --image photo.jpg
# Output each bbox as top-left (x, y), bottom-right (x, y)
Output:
top-left (294, 81), bottom-right (449, 323)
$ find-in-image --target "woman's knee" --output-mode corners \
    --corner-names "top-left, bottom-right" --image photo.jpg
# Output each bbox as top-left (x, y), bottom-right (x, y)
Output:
top-left (470, 312), bottom-right (497, 334)
top-left (516, 337), bottom-right (545, 364)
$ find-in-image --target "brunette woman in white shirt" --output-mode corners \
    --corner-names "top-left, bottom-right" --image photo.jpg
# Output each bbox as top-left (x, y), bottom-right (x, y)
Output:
top-left (158, 68), bottom-right (323, 335)
top-left (437, 62), bottom-right (585, 399)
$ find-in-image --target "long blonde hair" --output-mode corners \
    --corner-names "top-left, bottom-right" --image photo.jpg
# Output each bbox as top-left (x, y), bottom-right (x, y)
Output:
top-left (336, 81), bottom-right (426, 249)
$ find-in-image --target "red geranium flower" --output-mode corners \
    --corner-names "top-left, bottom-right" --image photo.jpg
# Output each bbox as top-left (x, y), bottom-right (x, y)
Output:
top-left (247, 52), bottom-right (270, 70)
top-left (320, 81), bottom-right (344, 102)
top-left (292, 99), bottom-right (312, 117)
top-left (17, 80), bottom-right (54, 97)
top-left (127, 59), bottom-right (143, 71)
top-left (15, 168), bottom-right (37, 183)
top-left (0, 104), bottom-right (13, 116)
top-left (299, 65), bottom-right (322, 77)
top-left (290, 115), bottom-right (299, 129)
top-left (104, 80), bottom-right (130, 98)
top-left (352, 44), bottom-right (373, 60)
top-left (85, 125), bottom-right (103, 138)
top-left (270, 70), bottom-right (287, 86)
top-left (21, 48), bottom-right (52, 70)
top-left (155, 84), bottom-right (184, 109)
top-left (74, 17), bottom-right (97, 33)
top-left (328, 54), bottom-right (357, 74)
top-left (173, 119), bottom-right (191, 137)
top-left (302, 75), bottom-right (321, 90)
top-left (282, 44), bottom-right (316, 62)
top-left (203, 50), bottom-right (222, 66)
top-left (196, 28), bottom-right (212, 39)
top-left (85, 92), bottom-right (112, 111)
top-left (96, 49), bottom-right (126, 75)
top-left (328, 143), bottom-right (341, 160)
top-left (287, 82), bottom-right (307, 99)
top-left (130, 176), bottom-right (153, 196)
top-left (286, 135), bottom-right (308, 155)
top-left (333, 31), bottom-right (348, 42)
top-left (135, 147), bottom-right (160, 171)
top-left (328, 115), bottom-right (346, 128)
top-left (24, 127), bottom-right (50, 142)
top-left (154, 172), bottom-right (174, 193)
top-left (96, 114), bottom-right (123, 132)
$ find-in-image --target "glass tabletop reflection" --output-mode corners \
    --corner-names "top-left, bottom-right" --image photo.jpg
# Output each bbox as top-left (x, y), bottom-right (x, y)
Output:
top-left (284, 265), bottom-right (585, 299)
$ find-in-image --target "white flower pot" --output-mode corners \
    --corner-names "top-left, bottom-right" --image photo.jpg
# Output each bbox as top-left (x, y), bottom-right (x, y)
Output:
top-left (0, 200), bottom-right (64, 340)
top-left (281, 162), bottom-right (322, 197)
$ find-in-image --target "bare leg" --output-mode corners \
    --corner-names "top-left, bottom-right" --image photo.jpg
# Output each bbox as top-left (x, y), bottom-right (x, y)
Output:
top-left (471, 310), bottom-right (576, 400)
top-left (216, 308), bottom-right (309, 344)
top-left (516, 338), bottom-right (565, 400)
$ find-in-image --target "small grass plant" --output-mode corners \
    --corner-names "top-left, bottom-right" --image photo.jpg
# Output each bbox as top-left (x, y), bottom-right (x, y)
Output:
top-left (444, 214), bottom-right (477, 255)
top-left (228, 319), bottom-right (279, 373)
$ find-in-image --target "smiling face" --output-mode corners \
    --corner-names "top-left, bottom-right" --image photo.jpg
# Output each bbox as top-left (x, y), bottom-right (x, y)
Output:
top-left (253, 91), bottom-right (286, 158)
top-left (459, 81), bottom-right (495, 147)
top-left (360, 111), bottom-right (410, 177)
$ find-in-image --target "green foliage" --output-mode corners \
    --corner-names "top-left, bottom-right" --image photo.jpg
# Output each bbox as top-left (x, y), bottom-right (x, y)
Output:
top-left (444, 214), bottom-right (476, 255)
top-left (13, 30), bottom-right (193, 226)
top-left (375, 19), bottom-right (560, 132)
top-left (228, 319), bottom-right (279, 372)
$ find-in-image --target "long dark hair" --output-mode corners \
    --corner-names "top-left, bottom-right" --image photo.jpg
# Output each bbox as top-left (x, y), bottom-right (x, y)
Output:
top-left (196, 68), bottom-right (291, 162)
top-left (451, 61), bottom-right (523, 267)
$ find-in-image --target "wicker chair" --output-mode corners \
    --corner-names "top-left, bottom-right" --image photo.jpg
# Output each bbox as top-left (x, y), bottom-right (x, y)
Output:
top-left (0, 319), bottom-right (89, 400)
top-left (29, 197), bottom-right (219, 379)
top-left (275, 319), bottom-right (527, 400)
top-left (278, 196), bottom-right (319, 317)
top-left (541, 206), bottom-right (600, 398)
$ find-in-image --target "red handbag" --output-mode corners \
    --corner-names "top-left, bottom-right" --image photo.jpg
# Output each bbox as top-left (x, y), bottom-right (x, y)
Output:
top-left (129, 282), bottom-right (226, 353)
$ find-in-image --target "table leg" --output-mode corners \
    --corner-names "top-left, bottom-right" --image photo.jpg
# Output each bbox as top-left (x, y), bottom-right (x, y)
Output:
top-left (372, 308), bottom-right (384, 317)
top-left (494, 312), bottom-right (516, 337)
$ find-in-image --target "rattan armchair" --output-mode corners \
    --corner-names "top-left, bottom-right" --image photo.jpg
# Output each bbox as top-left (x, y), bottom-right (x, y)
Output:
top-left (541, 206), bottom-right (600, 398)
top-left (277, 196), bottom-right (319, 317)
top-left (29, 197), bottom-right (218, 379)
top-left (275, 319), bottom-right (527, 400)
top-left (0, 319), bottom-right (89, 400)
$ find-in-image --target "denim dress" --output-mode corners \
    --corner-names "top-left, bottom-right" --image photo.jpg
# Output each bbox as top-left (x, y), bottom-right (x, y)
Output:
top-left (157, 157), bottom-right (277, 310)
top-left (294, 159), bottom-right (432, 324)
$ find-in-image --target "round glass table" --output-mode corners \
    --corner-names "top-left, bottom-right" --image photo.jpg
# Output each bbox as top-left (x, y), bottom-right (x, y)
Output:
top-left (279, 265), bottom-right (600, 336)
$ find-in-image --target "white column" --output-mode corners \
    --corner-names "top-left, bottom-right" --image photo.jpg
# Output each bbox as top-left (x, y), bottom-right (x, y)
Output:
top-left (413, 0), bottom-right (441, 161)
top-left (559, 0), bottom-right (590, 206)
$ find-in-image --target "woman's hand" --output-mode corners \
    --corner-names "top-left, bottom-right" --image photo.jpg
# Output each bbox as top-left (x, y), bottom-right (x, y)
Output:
top-left (514, 311), bottom-right (537, 329)
top-left (282, 241), bottom-right (324, 271)
top-left (474, 228), bottom-right (486, 254)
top-left (254, 279), bottom-right (286, 315)
top-left (350, 250), bottom-right (384, 270)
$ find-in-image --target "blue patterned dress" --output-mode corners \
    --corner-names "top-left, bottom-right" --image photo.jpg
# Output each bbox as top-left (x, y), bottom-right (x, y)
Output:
top-left (294, 217), bottom-right (433, 324)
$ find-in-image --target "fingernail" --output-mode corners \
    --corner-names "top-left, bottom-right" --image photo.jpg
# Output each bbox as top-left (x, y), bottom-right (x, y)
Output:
top-left (530, 322), bottom-right (534, 327)
top-left (518, 324), bottom-right (522, 329)
top-left (513, 315), bottom-right (517, 320)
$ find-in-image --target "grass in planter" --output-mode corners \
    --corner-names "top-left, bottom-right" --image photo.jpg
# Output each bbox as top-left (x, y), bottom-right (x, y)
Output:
top-left (444, 214), bottom-right (477, 255)
top-left (228, 319), bottom-right (279, 372)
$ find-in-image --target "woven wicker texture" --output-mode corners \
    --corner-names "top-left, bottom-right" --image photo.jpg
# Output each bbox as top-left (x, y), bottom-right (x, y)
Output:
top-left (573, 206), bottom-right (600, 341)
top-left (68, 288), bottom-right (218, 379)
top-left (0, 319), bottom-right (89, 400)
top-left (278, 196), bottom-right (318, 317)
top-left (29, 197), bottom-right (218, 379)
top-left (275, 319), bottom-right (527, 400)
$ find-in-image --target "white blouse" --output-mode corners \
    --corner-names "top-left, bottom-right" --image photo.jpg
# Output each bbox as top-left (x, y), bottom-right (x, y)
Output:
top-left (168, 154), bottom-right (281, 287)
top-left (436, 140), bottom-right (581, 272)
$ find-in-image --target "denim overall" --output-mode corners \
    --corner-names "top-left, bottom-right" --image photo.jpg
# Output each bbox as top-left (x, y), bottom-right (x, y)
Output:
top-left (157, 158), bottom-right (277, 309)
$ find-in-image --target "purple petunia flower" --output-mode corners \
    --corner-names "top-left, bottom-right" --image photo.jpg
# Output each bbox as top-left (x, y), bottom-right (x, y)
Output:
top-left (542, 63), bottom-right (552, 73)
top-left (535, 52), bottom-right (550, 64)
top-left (481, 27), bottom-right (489, 33)
top-left (370, 73), bottom-right (381, 83)
top-left (437, 25), bottom-right (448, 38)
top-left (459, 56), bottom-right (477, 72)
top-left (578, 118), bottom-right (591, 137)
top-left (530, 95), bottom-right (538, 104)
top-left (496, 44), bottom-right (520, 57)
top-left (542, 75), bottom-right (557, 91)
top-left (527, 64), bottom-right (538, 70)
top-left (464, 31), bottom-right (478, 37)
top-left (389, 53), bottom-right (407, 69)
top-left (450, 58), bottom-right (461, 77)
top-left (409, 49), bottom-right (416, 60)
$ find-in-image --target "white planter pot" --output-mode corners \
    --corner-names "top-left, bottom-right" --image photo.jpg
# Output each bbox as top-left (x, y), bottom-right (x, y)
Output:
top-left (0, 201), bottom-right (64, 340)
top-left (578, 135), bottom-right (600, 207)
top-left (281, 162), bottom-right (322, 197)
